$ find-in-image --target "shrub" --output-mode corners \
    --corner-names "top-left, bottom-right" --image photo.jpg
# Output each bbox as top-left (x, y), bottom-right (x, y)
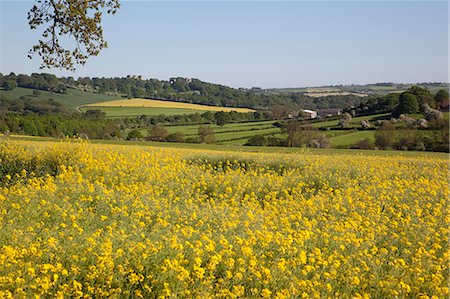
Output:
top-left (147, 124), bottom-right (169, 141)
top-left (356, 138), bottom-right (375, 150)
top-left (245, 135), bottom-right (267, 146)
top-left (127, 129), bottom-right (143, 140)
top-left (165, 132), bottom-right (185, 143)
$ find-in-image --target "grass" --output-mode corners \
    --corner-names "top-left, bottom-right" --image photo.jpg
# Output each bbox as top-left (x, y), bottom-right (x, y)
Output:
top-left (329, 130), bottom-right (375, 148)
top-left (309, 113), bottom-right (391, 128)
top-left (0, 87), bottom-right (120, 110)
top-left (135, 120), bottom-right (279, 145)
top-left (165, 121), bottom-right (276, 135)
top-left (83, 98), bottom-right (255, 113)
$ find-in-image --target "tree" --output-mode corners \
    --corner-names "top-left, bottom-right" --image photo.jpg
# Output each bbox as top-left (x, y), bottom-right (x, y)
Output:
top-left (215, 111), bottom-right (231, 127)
top-left (164, 132), bottom-right (185, 143)
top-left (83, 109), bottom-right (106, 120)
top-left (127, 129), bottom-right (143, 140)
top-left (198, 125), bottom-right (215, 144)
top-left (245, 135), bottom-right (267, 146)
top-left (338, 112), bottom-right (352, 128)
top-left (33, 90), bottom-right (42, 97)
top-left (22, 120), bottom-right (39, 136)
top-left (28, 0), bottom-right (120, 70)
top-left (435, 89), bottom-right (449, 108)
top-left (375, 122), bottom-right (395, 149)
top-left (147, 124), bottom-right (168, 141)
top-left (282, 122), bottom-right (316, 147)
top-left (408, 86), bottom-right (433, 108)
top-left (395, 92), bottom-right (419, 115)
top-left (2, 80), bottom-right (17, 91)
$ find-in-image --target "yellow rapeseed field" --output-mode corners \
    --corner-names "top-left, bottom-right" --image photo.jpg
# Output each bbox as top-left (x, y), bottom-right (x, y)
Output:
top-left (0, 141), bottom-right (448, 298)
top-left (84, 98), bottom-right (255, 113)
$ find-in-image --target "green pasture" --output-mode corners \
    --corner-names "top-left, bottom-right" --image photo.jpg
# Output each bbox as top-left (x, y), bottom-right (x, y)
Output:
top-left (0, 87), bottom-right (120, 110)
top-left (329, 131), bottom-right (375, 148)
top-left (165, 121), bottom-right (276, 135)
top-left (310, 113), bottom-right (391, 128)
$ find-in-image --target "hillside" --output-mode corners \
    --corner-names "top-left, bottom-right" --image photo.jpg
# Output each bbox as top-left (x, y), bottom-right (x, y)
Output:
top-left (0, 87), bottom-right (120, 110)
top-left (81, 98), bottom-right (255, 117)
top-left (267, 82), bottom-right (449, 96)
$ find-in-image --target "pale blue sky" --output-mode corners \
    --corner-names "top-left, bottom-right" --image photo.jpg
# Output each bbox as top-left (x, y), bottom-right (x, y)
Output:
top-left (1, 1), bottom-right (448, 88)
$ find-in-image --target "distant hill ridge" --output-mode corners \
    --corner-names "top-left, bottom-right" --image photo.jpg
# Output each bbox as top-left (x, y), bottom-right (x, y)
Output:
top-left (1, 72), bottom-right (448, 111)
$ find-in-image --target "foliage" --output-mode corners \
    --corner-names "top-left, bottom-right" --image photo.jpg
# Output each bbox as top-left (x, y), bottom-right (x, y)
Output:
top-left (215, 111), bottom-right (232, 127)
top-left (198, 125), bottom-right (215, 144)
top-left (338, 112), bottom-right (352, 128)
top-left (147, 124), bottom-right (169, 141)
top-left (0, 114), bottom-right (120, 139)
top-left (28, 0), bottom-right (120, 70)
top-left (244, 135), bottom-right (267, 146)
top-left (374, 122), bottom-right (395, 150)
top-left (356, 138), bottom-right (375, 150)
top-left (0, 95), bottom-right (67, 115)
top-left (164, 132), bottom-right (186, 143)
top-left (395, 92), bottom-right (419, 115)
top-left (127, 129), bottom-right (143, 140)
top-left (435, 89), bottom-right (449, 108)
top-left (2, 80), bottom-right (17, 91)
top-left (0, 141), bottom-right (447, 298)
top-left (83, 109), bottom-right (106, 120)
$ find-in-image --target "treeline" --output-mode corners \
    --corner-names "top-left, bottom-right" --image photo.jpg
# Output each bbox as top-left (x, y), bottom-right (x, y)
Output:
top-left (0, 94), bottom-right (68, 115)
top-left (0, 114), bottom-right (121, 139)
top-left (371, 119), bottom-right (449, 152)
top-left (71, 76), bottom-right (368, 110)
top-left (1, 72), bottom-right (369, 111)
top-left (0, 73), bottom-right (67, 93)
top-left (134, 110), bottom-right (266, 128)
top-left (350, 86), bottom-right (449, 116)
top-left (0, 91), bottom-right (264, 139)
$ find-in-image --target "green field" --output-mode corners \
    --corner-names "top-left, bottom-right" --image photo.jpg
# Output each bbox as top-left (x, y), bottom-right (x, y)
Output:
top-left (133, 115), bottom-right (385, 147)
top-left (165, 121), bottom-right (275, 135)
top-left (329, 131), bottom-right (375, 148)
top-left (137, 120), bottom-right (278, 145)
top-left (0, 87), bottom-right (120, 110)
top-left (309, 113), bottom-right (391, 128)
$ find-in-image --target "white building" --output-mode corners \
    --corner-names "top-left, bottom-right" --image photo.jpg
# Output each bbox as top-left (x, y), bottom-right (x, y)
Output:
top-left (301, 109), bottom-right (318, 119)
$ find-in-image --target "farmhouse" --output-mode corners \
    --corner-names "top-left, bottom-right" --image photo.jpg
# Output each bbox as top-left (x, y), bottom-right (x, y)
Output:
top-left (301, 109), bottom-right (318, 119)
top-left (318, 108), bottom-right (342, 118)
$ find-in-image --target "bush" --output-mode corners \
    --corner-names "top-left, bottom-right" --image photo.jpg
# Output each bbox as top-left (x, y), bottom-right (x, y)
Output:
top-left (245, 135), bottom-right (267, 146)
top-left (308, 135), bottom-right (330, 148)
top-left (165, 132), bottom-right (185, 143)
top-left (147, 124), bottom-right (169, 141)
top-left (127, 129), bottom-right (143, 140)
top-left (375, 131), bottom-right (393, 150)
top-left (356, 138), bottom-right (375, 150)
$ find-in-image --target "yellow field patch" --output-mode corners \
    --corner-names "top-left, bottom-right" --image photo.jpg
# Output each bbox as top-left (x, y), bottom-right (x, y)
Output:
top-left (305, 92), bottom-right (367, 97)
top-left (0, 140), bottom-right (448, 298)
top-left (83, 98), bottom-right (255, 113)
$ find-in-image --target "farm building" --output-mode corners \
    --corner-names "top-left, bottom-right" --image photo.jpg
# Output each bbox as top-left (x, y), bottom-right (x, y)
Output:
top-left (301, 109), bottom-right (318, 119)
top-left (318, 108), bottom-right (342, 117)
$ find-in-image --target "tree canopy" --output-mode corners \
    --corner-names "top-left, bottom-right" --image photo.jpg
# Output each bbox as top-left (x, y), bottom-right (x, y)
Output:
top-left (28, 0), bottom-right (120, 70)
top-left (396, 92), bottom-right (419, 115)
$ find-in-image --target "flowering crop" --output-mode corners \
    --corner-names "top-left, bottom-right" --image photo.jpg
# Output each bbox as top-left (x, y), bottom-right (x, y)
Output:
top-left (0, 141), bottom-right (448, 298)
